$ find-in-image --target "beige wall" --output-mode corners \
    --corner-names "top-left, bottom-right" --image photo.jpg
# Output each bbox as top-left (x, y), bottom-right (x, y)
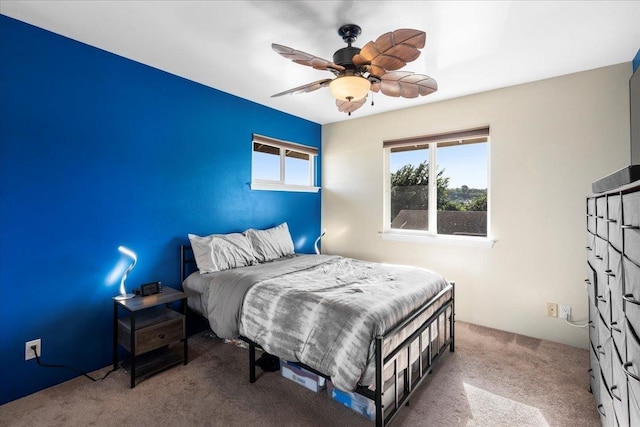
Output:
top-left (321, 63), bottom-right (632, 349)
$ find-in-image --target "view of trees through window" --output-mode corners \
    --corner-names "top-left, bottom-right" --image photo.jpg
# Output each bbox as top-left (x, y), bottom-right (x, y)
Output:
top-left (389, 140), bottom-right (488, 237)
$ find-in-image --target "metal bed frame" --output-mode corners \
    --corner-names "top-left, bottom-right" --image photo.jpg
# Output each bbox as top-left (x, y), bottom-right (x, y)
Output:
top-left (180, 244), bottom-right (455, 427)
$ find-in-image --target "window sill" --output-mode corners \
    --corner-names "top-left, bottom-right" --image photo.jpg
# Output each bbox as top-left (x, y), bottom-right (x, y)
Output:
top-left (250, 182), bottom-right (320, 193)
top-left (380, 231), bottom-right (495, 248)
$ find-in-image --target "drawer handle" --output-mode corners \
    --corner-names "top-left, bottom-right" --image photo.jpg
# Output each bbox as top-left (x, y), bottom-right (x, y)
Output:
top-left (623, 294), bottom-right (640, 306)
top-left (585, 279), bottom-right (591, 284)
top-left (606, 219), bottom-right (617, 223)
top-left (597, 295), bottom-right (607, 303)
top-left (158, 334), bottom-right (165, 339)
top-left (605, 270), bottom-right (615, 277)
top-left (595, 255), bottom-right (603, 260)
top-left (596, 345), bottom-right (606, 356)
top-left (622, 224), bottom-right (640, 230)
top-left (597, 404), bottom-right (606, 416)
top-left (597, 215), bottom-right (604, 219)
top-left (611, 321), bottom-right (622, 333)
top-left (623, 362), bottom-right (640, 383)
top-left (586, 246), bottom-right (592, 251)
top-left (610, 385), bottom-right (623, 402)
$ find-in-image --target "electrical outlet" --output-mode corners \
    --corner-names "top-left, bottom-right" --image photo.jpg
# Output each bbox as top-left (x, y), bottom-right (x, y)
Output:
top-left (560, 305), bottom-right (571, 320)
top-left (547, 303), bottom-right (558, 317)
top-left (25, 339), bottom-right (41, 361)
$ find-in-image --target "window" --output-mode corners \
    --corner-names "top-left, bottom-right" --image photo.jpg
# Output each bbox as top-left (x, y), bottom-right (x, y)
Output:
top-left (383, 127), bottom-right (490, 244)
top-left (251, 134), bottom-right (319, 192)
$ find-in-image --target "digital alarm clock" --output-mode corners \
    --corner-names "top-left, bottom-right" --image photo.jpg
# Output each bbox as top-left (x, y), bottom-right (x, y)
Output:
top-left (140, 281), bottom-right (162, 296)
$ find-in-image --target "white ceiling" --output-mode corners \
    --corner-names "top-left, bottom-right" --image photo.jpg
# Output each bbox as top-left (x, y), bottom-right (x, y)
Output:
top-left (1, 1), bottom-right (639, 125)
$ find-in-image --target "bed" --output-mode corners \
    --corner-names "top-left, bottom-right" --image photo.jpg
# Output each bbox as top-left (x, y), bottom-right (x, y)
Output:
top-left (180, 224), bottom-right (455, 427)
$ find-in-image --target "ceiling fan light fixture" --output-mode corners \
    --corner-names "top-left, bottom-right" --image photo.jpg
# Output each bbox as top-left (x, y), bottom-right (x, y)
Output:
top-left (329, 75), bottom-right (371, 101)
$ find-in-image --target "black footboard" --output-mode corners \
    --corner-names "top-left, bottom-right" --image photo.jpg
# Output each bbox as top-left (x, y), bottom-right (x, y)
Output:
top-left (368, 282), bottom-right (455, 427)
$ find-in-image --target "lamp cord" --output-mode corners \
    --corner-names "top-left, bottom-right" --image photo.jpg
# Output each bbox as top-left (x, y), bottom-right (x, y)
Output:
top-left (32, 346), bottom-right (116, 382)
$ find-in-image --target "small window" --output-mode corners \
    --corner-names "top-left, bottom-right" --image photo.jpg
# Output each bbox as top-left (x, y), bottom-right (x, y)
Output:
top-left (383, 127), bottom-right (490, 243)
top-left (251, 134), bottom-right (319, 192)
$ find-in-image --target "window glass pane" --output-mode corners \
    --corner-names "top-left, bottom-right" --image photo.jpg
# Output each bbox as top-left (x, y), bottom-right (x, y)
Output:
top-left (436, 141), bottom-right (488, 236)
top-left (285, 150), bottom-right (310, 185)
top-left (390, 146), bottom-right (429, 230)
top-left (252, 142), bottom-right (280, 181)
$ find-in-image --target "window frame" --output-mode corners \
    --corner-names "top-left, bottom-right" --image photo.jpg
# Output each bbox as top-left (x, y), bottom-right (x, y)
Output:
top-left (382, 127), bottom-right (494, 248)
top-left (251, 134), bottom-right (320, 193)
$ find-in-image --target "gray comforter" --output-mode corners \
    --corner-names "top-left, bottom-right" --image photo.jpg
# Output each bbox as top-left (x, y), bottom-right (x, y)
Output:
top-left (183, 254), bottom-right (448, 391)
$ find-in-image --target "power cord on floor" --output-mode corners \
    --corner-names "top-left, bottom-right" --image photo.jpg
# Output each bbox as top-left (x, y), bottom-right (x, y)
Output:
top-left (564, 318), bottom-right (589, 328)
top-left (31, 345), bottom-right (116, 382)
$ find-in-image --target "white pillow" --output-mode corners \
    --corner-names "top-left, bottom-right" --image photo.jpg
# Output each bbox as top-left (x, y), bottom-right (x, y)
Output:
top-left (188, 232), bottom-right (257, 274)
top-left (244, 222), bottom-right (295, 262)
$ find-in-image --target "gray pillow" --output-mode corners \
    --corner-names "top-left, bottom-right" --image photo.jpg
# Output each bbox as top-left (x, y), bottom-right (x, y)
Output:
top-left (188, 232), bottom-right (257, 273)
top-left (244, 222), bottom-right (295, 262)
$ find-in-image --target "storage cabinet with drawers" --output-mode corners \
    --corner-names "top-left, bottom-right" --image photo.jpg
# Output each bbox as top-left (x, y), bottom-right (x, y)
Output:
top-left (587, 179), bottom-right (640, 426)
top-left (113, 287), bottom-right (188, 388)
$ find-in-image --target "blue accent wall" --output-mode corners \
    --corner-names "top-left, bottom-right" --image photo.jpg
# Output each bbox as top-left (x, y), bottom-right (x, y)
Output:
top-left (0, 15), bottom-right (321, 404)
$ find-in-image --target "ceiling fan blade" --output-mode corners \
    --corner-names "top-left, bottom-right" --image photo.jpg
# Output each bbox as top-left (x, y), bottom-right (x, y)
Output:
top-left (374, 29), bottom-right (426, 52)
top-left (373, 71), bottom-right (437, 98)
top-left (367, 64), bottom-right (387, 79)
top-left (353, 29), bottom-right (426, 77)
top-left (271, 79), bottom-right (333, 97)
top-left (336, 97), bottom-right (367, 114)
top-left (272, 44), bottom-right (345, 73)
top-left (353, 41), bottom-right (379, 66)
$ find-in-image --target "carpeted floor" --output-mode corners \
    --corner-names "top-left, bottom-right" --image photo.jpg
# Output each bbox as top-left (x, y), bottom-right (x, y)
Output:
top-left (0, 321), bottom-right (599, 427)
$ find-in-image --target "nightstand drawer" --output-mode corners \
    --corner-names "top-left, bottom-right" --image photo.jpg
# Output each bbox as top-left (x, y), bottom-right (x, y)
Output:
top-left (118, 308), bottom-right (184, 355)
top-left (135, 317), bottom-right (184, 355)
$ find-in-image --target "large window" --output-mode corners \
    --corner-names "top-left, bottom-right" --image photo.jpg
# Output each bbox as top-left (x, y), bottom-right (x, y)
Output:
top-left (251, 134), bottom-right (319, 192)
top-left (383, 127), bottom-right (490, 240)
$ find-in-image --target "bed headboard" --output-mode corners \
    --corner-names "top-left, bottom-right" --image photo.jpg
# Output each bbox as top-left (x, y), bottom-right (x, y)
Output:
top-left (180, 244), bottom-right (197, 282)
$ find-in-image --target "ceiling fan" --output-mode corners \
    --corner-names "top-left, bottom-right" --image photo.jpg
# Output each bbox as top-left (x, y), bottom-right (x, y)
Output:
top-left (271, 24), bottom-right (437, 115)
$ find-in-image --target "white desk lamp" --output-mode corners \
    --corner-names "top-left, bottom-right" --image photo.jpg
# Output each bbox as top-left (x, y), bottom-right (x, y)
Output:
top-left (314, 229), bottom-right (326, 255)
top-left (114, 246), bottom-right (137, 300)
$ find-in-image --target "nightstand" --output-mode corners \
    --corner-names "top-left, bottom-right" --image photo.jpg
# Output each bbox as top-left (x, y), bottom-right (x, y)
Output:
top-left (113, 287), bottom-right (188, 388)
